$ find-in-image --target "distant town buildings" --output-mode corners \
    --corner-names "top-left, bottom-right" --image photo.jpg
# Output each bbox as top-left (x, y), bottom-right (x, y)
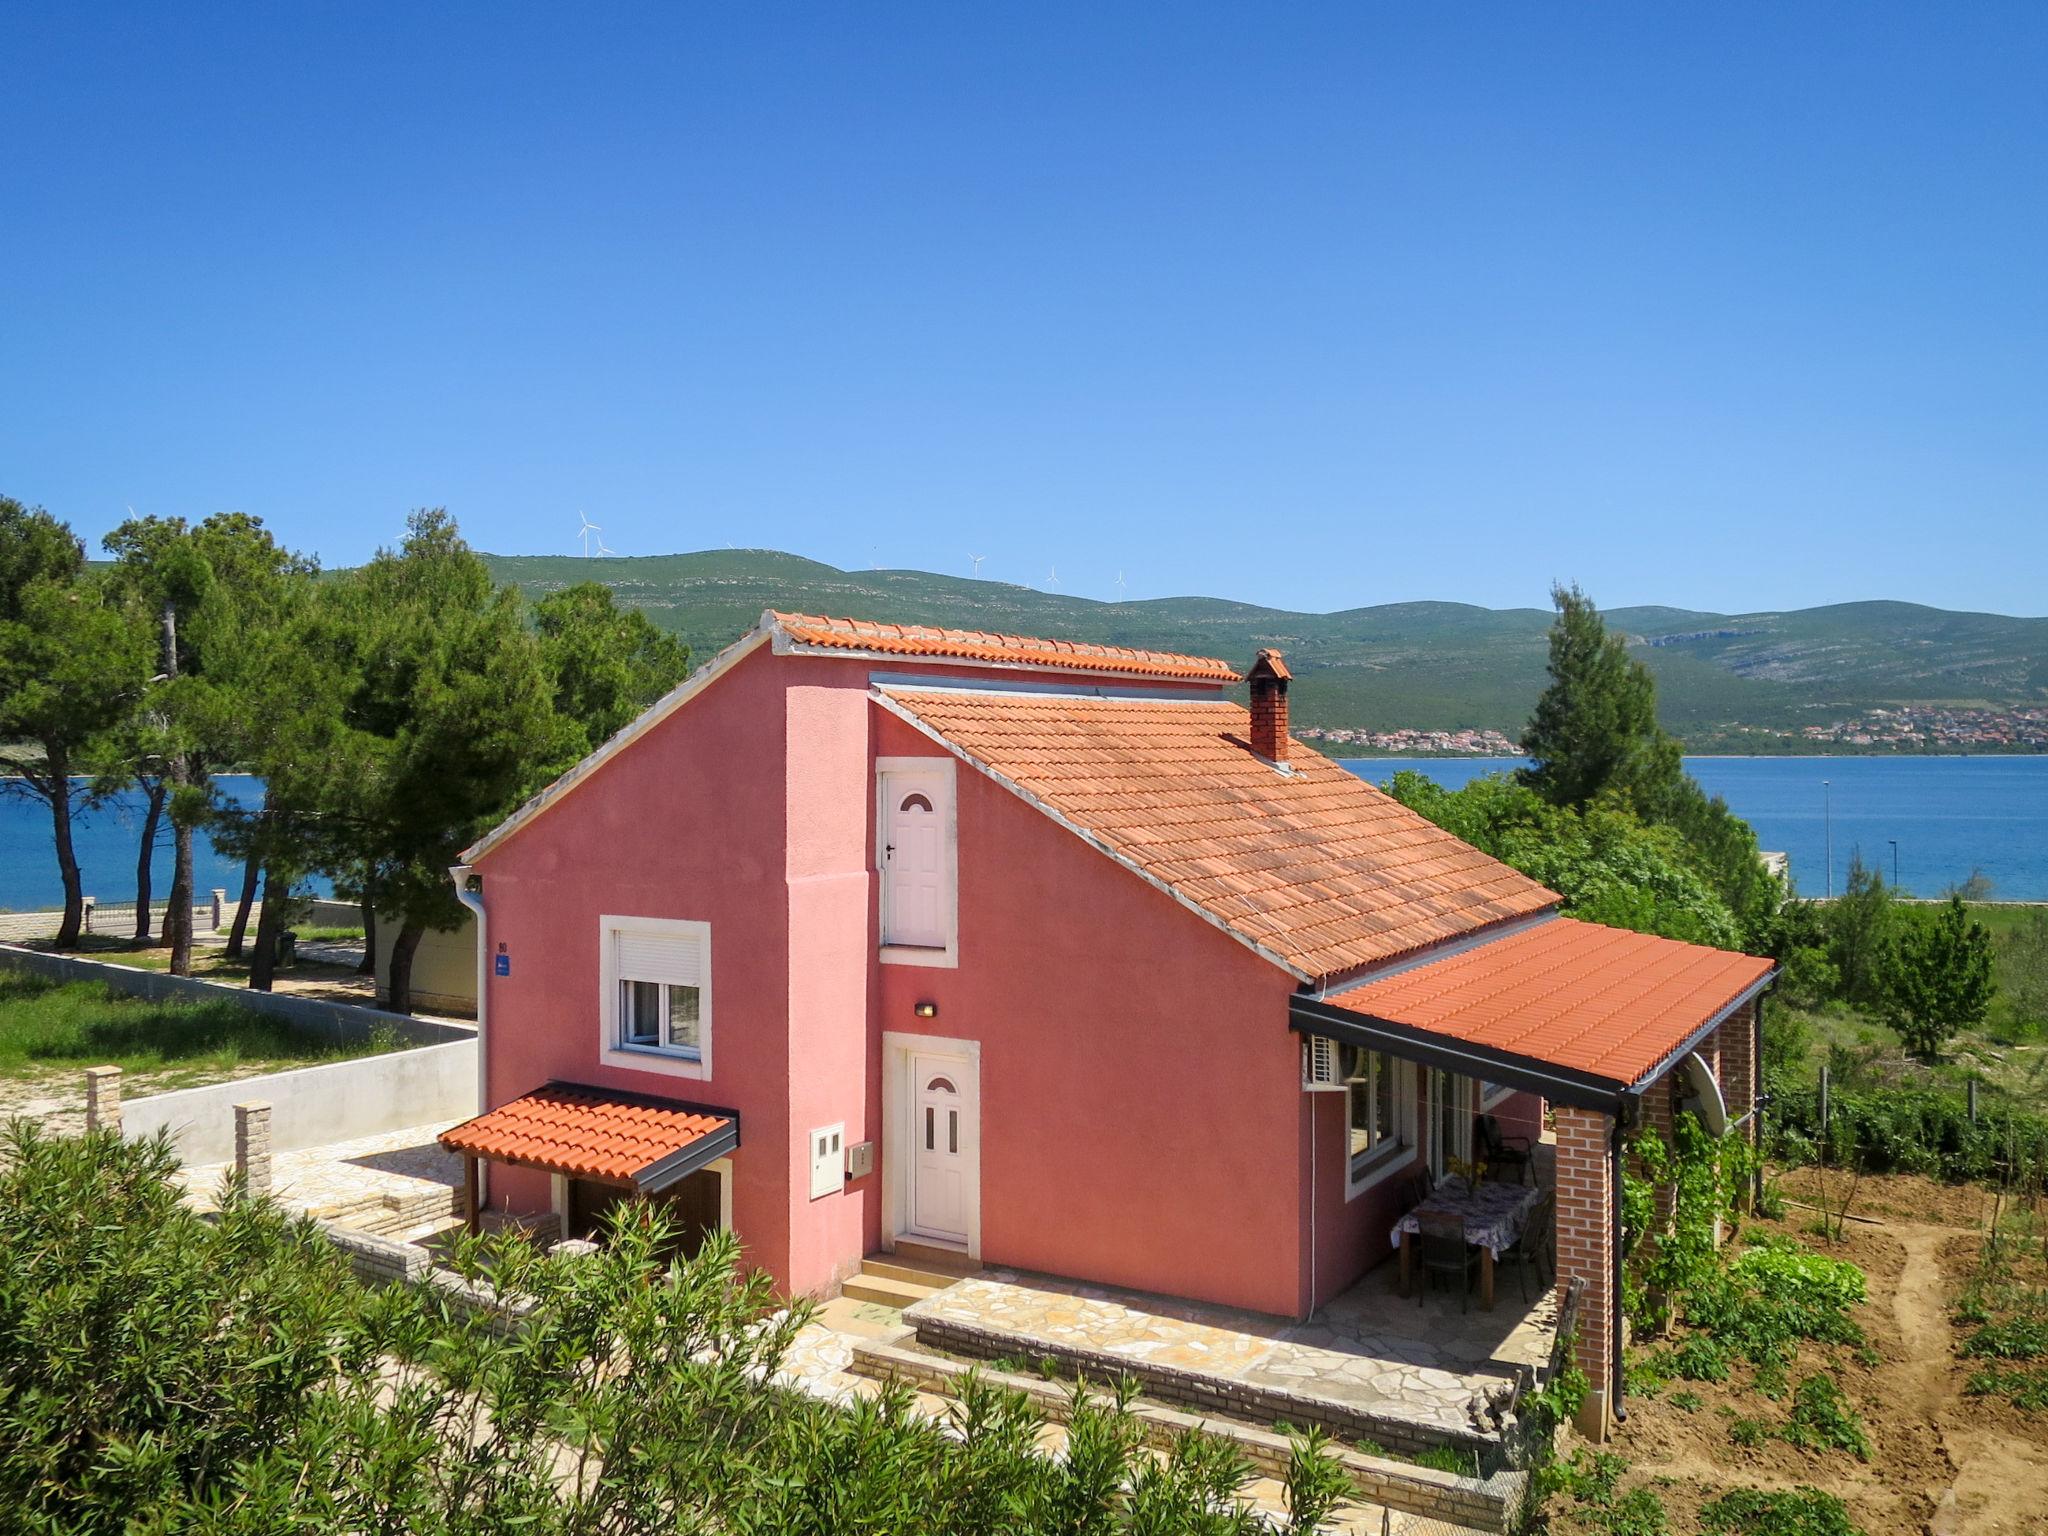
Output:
top-left (1798, 705), bottom-right (2048, 751)
top-left (1299, 725), bottom-right (1520, 755)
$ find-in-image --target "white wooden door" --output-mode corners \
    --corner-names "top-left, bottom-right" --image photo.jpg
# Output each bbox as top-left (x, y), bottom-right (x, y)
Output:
top-left (909, 1055), bottom-right (972, 1242)
top-left (882, 772), bottom-right (947, 948)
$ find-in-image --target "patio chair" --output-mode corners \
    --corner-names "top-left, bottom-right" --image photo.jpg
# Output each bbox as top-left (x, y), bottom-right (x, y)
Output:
top-left (1473, 1114), bottom-right (1533, 1185)
top-left (1501, 1190), bottom-right (1555, 1301)
top-left (1416, 1210), bottom-right (1480, 1312)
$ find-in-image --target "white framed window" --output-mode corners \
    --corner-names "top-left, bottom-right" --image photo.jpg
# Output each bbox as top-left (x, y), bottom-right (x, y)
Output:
top-left (878, 757), bottom-right (958, 968)
top-left (1428, 1070), bottom-right (1476, 1179)
top-left (1340, 1043), bottom-right (1416, 1197)
top-left (598, 915), bottom-right (712, 1080)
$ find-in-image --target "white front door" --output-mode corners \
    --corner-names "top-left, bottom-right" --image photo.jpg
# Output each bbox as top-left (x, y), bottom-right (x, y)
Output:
top-left (882, 771), bottom-right (947, 948)
top-left (908, 1054), bottom-right (973, 1243)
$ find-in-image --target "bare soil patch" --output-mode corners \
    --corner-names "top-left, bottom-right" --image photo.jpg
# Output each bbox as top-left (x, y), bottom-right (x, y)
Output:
top-left (1547, 1189), bottom-right (2048, 1536)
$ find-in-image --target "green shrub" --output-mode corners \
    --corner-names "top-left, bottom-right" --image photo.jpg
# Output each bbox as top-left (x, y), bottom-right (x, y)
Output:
top-left (0, 1125), bottom-right (1341, 1535)
top-left (1669, 1389), bottom-right (1702, 1412)
top-left (1700, 1486), bottom-right (1867, 1536)
top-left (1605, 1486), bottom-right (1670, 1536)
top-left (1959, 1316), bottom-right (2048, 1360)
top-left (1727, 1415), bottom-right (1769, 1448)
top-left (1765, 1073), bottom-right (2048, 1185)
top-left (1781, 1373), bottom-right (1871, 1459)
top-left (1965, 1366), bottom-right (2048, 1410)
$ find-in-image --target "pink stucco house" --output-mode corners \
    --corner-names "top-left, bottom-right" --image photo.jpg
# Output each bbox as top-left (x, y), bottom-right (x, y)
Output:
top-left (441, 611), bottom-right (1774, 1437)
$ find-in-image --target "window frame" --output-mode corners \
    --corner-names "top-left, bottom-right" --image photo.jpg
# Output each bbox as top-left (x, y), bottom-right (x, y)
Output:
top-left (1339, 1044), bottom-right (1417, 1199)
top-left (598, 914), bottom-right (713, 1081)
top-left (877, 756), bottom-right (959, 969)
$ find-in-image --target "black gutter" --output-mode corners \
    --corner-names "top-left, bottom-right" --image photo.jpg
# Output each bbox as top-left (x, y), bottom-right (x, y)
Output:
top-left (637, 1117), bottom-right (741, 1194)
top-left (1625, 969), bottom-right (1778, 1098)
top-left (1289, 994), bottom-right (1628, 1113)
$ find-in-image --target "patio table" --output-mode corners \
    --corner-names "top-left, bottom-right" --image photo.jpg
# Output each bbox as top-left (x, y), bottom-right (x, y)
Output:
top-left (1391, 1176), bottom-right (1540, 1310)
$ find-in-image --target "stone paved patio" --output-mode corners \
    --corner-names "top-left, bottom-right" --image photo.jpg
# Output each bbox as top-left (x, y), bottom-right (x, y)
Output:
top-left (176, 1120), bottom-right (463, 1234)
top-left (901, 1257), bottom-right (1560, 1443)
top-left (773, 1298), bottom-right (1434, 1534)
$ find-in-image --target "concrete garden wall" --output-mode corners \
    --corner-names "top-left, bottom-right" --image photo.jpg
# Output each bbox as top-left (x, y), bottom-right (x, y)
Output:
top-left (122, 1038), bottom-right (478, 1165)
top-left (0, 944), bottom-right (473, 1047)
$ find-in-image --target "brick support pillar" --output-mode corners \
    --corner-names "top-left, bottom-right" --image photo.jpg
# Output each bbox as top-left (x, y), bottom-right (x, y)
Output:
top-left (84, 1066), bottom-right (121, 1132)
top-left (1718, 999), bottom-right (1758, 1144)
top-left (1554, 1104), bottom-right (1617, 1441)
top-left (234, 1101), bottom-right (273, 1198)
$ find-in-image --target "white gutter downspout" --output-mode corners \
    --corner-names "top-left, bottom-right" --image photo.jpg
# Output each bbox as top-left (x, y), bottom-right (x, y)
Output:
top-left (450, 864), bottom-right (487, 1212)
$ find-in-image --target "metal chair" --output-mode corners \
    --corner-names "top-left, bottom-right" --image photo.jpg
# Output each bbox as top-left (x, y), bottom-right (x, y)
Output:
top-left (1500, 1191), bottom-right (1555, 1301)
top-left (1473, 1114), bottom-right (1533, 1185)
top-left (1416, 1210), bottom-right (1480, 1311)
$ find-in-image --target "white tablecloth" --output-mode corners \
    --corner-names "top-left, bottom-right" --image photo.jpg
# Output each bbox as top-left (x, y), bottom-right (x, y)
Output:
top-left (1390, 1176), bottom-right (1540, 1259)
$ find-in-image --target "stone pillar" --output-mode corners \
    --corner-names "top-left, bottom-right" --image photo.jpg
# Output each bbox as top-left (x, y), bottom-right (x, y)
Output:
top-left (1554, 1104), bottom-right (1617, 1441)
top-left (234, 1101), bottom-right (273, 1198)
top-left (210, 888), bottom-right (228, 931)
top-left (84, 1066), bottom-right (121, 1132)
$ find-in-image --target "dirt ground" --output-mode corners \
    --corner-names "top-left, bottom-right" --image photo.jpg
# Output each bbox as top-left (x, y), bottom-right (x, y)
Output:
top-left (1550, 1172), bottom-right (2048, 1536)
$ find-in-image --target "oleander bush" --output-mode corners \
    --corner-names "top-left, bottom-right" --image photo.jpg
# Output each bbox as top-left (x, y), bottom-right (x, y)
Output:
top-left (0, 1126), bottom-right (1351, 1535)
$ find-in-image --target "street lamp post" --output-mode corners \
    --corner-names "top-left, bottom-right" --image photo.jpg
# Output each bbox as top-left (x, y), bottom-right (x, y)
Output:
top-left (1823, 780), bottom-right (1833, 899)
top-left (1889, 838), bottom-right (1899, 889)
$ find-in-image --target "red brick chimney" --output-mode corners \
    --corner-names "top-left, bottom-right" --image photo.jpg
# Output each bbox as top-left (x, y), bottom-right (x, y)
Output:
top-left (1248, 649), bottom-right (1291, 764)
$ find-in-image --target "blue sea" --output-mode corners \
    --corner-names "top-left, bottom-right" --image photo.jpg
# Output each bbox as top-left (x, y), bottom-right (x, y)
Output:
top-left (4, 759), bottom-right (2046, 908)
top-left (1341, 756), bottom-right (2048, 901)
top-left (0, 775), bottom-right (332, 912)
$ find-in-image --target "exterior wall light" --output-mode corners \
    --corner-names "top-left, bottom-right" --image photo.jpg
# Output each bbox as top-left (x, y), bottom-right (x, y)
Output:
top-left (913, 1001), bottom-right (938, 1019)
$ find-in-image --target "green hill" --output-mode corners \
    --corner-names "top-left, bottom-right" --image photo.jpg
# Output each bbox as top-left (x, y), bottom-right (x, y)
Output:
top-left (480, 551), bottom-right (2048, 748)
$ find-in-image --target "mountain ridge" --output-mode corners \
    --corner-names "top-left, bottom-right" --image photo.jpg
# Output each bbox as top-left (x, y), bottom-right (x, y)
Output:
top-left (478, 550), bottom-right (2048, 747)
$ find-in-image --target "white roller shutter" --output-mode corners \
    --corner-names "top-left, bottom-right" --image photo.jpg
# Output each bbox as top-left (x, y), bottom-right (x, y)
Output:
top-left (614, 929), bottom-right (704, 987)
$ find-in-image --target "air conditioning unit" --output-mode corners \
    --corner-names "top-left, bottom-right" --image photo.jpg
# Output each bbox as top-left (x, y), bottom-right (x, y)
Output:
top-left (1301, 1036), bottom-right (1345, 1092)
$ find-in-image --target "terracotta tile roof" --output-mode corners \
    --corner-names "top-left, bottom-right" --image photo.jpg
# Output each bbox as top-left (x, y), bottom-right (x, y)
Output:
top-left (773, 611), bottom-right (1241, 682)
top-left (875, 688), bottom-right (1559, 980)
top-left (440, 1083), bottom-right (738, 1189)
top-left (1315, 916), bottom-right (1776, 1088)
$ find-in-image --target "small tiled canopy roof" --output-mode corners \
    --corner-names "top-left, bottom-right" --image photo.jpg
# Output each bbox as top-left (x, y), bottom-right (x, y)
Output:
top-left (1303, 917), bottom-right (1776, 1095)
top-left (440, 1083), bottom-right (738, 1192)
top-left (874, 687), bottom-right (1559, 981)
top-left (774, 611), bottom-right (1242, 682)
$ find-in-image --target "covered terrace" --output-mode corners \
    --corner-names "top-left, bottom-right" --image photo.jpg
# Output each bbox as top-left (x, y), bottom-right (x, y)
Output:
top-left (1292, 914), bottom-right (1775, 1440)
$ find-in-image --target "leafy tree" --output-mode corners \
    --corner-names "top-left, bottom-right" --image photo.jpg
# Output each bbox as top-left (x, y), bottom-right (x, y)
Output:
top-left (1880, 895), bottom-right (1995, 1061)
top-left (0, 499), bottom-right (152, 946)
top-left (533, 581), bottom-right (690, 759)
top-left (1387, 770), bottom-right (1742, 949)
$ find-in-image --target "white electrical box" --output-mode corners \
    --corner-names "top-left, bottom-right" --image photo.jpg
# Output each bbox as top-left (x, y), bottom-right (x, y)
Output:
top-left (808, 1123), bottom-right (845, 1199)
top-left (846, 1139), bottom-right (875, 1180)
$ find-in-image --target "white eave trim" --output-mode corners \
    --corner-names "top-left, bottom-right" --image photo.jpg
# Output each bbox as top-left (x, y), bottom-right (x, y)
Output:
top-left (462, 626), bottom-right (773, 865)
top-left (868, 686), bottom-right (1316, 986)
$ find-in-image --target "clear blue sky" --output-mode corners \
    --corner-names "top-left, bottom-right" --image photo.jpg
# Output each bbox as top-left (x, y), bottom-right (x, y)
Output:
top-left (4, 4), bottom-right (2043, 616)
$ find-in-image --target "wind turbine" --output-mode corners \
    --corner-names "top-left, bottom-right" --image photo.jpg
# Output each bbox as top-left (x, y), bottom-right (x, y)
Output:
top-left (1045, 565), bottom-right (1059, 591)
top-left (1115, 571), bottom-right (1128, 602)
top-left (596, 536), bottom-right (617, 557)
top-left (969, 553), bottom-right (987, 578)
top-left (576, 510), bottom-right (601, 557)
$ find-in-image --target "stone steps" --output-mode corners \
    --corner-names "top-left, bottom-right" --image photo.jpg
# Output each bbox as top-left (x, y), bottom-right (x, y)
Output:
top-left (841, 1245), bottom-right (981, 1311)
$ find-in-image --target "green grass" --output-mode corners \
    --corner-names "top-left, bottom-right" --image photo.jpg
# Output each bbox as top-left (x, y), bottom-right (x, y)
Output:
top-left (0, 973), bottom-right (394, 1088)
top-left (294, 925), bottom-right (365, 943)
